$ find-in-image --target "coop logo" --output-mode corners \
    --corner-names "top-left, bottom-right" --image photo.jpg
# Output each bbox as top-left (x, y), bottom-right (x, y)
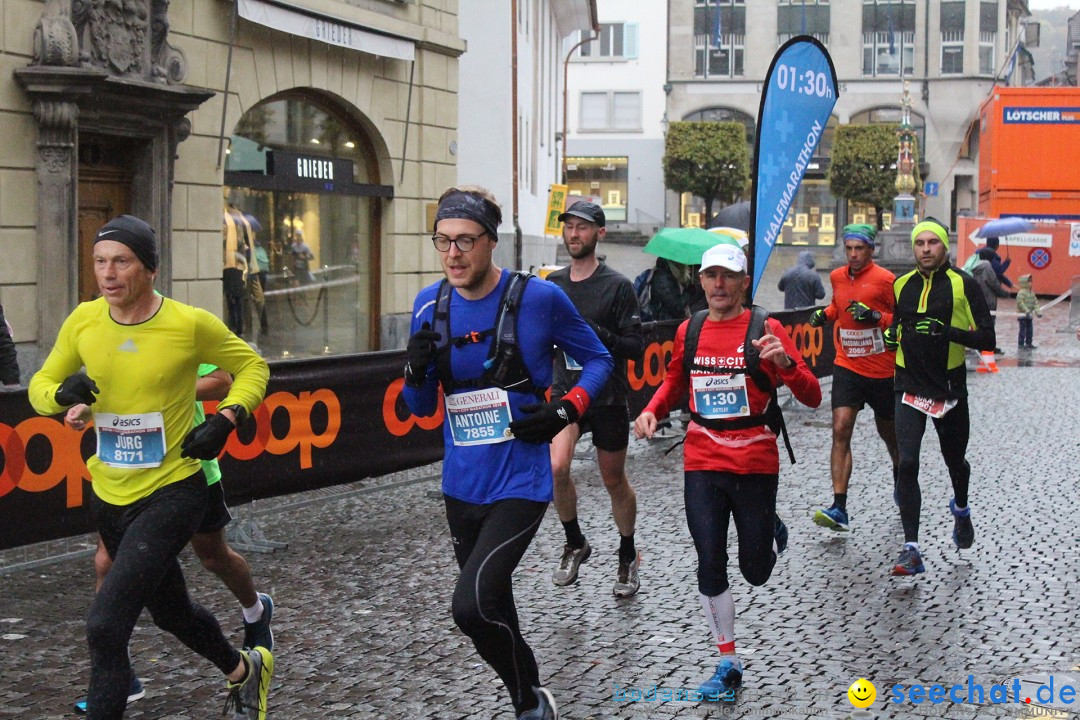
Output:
top-left (1003, 107), bottom-right (1080, 124)
top-left (783, 321), bottom-right (825, 367)
top-left (0, 390), bottom-right (342, 507)
top-left (627, 340), bottom-right (674, 391)
top-left (112, 416), bottom-right (142, 428)
top-left (382, 378), bottom-right (444, 436)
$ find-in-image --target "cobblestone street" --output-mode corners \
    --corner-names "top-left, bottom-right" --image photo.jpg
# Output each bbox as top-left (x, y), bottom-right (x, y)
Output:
top-left (2, 303), bottom-right (1078, 720)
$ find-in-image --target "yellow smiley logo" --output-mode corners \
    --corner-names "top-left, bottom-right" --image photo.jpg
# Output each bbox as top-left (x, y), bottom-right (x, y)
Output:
top-left (847, 678), bottom-right (876, 708)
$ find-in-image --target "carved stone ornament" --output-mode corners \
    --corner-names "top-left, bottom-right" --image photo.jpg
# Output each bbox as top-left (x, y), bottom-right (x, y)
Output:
top-left (32, 0), bottom-right (80, 67)
top-left (32, 0), bottom-right (187, 84)
top-left (39, 146), bottom-right (73, 174)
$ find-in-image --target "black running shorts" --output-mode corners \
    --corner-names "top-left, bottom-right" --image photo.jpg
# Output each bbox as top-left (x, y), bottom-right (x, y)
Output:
top-left (831, 365), bottom-right (895, 420)
top-left (196, 480), bottom-right (233, 534)
top-left (576, 405), bottom-right (630, 452)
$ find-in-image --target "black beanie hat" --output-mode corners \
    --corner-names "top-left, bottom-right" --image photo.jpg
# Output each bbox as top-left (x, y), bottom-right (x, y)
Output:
top-left (94, 215), bottom-right (159, 272)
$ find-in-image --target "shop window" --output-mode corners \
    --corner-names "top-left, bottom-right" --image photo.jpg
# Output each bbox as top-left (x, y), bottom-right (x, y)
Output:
top-left (861, 0), bottom-right (916, 76)
top-left (779, 179), bottom-right (839, 246)
top-left (565, 156), bottom-right (629, 222)
top-left (224, 94), bottom-right (386, 358)
top-left (693, 0), bottom-right (745, 79)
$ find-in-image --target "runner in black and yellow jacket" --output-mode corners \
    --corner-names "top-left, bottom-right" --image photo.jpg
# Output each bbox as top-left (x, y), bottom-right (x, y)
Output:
top-left (884, 217), bottom-right (995, 577)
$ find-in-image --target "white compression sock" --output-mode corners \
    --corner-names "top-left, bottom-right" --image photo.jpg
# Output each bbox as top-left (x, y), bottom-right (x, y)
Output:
top-left (699, 590), bottom-right (736, 654)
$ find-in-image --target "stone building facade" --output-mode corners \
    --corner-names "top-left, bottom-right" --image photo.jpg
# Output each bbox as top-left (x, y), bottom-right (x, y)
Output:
top-left (1, 0), bottom-right (464, 376)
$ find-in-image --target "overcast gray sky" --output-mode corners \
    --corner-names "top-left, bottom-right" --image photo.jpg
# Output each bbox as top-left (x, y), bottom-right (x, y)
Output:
top-left (1027, 1), bottom-right (1079, 9)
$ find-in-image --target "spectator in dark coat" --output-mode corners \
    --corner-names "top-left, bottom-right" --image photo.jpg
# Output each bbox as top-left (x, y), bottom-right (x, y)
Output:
top-left (974, 237), bottom-right (1013, 289)
top-left (649, 258), bottom-right (694, 320)
top-left (0, 303), bottom-right (19, 388)
top-left (777, 250), bottom-right (826, 309)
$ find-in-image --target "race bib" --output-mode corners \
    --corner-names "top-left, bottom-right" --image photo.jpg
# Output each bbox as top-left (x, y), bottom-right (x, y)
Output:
top-left (94, 412), bottom-right (167, 468)
top-left (445, 389), bottom-right (514, 446)
top-left (563, 352), bottom-right (583, 371)
top-left (691, 374), bottom-right (750, 420)
top-left (901, 393), bottom-right (958, 419)
top-left (839, 327), bottom-right (885, 356)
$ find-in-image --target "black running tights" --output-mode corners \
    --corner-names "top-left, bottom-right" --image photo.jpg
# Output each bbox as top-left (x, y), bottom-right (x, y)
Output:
top-left (444, 495), bottom-right (547, 715)
top-left (684, 471), bottom-right (779, 596)
top-left (894, 395), bottom-right (971, 543)
top-left (87, 473), bottom-right (240, 720)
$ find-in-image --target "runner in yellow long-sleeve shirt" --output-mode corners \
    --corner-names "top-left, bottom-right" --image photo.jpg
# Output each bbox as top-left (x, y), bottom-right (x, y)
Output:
top-left (29, 215), bottom-right (273, 720)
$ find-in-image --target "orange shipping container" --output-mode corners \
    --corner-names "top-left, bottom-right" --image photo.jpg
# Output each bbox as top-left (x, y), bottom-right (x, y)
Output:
top-left (978, 87), bottom-right (1080, 221)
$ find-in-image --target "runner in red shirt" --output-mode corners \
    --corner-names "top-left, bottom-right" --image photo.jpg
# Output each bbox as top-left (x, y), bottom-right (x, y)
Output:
top-left (807, 224), bottom-right (899, 532)
top-left (633, 244), bottom-right (820, 700)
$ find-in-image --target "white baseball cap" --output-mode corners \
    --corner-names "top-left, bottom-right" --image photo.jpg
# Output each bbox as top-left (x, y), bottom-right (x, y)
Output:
top-left (700, 243), bottom-right (747, 273)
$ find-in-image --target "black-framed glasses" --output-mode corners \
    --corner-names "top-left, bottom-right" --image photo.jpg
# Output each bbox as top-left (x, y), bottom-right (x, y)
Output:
top-left (432, 232), bottom-right (486, 253)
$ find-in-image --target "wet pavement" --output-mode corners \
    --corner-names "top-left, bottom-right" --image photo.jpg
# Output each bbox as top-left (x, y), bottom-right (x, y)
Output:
top-left (1, 301), bottom-right (1078, 720)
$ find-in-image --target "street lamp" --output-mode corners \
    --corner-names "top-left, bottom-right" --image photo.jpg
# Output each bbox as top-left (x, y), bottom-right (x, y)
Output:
top-left (562, 32), bottom-right (599, 184)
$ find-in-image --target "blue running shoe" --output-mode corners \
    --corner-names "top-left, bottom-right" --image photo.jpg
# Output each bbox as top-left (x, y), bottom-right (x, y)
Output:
top-left (890, 544), bottom-right (925, 576)
top-left (950, 499), bottom-right (974, 549)
top-left (243, 593), bottom-right (274, 651)
top-left (74, 676), bottom-right (144, 714)
top-left (698, 657), bottom-right (742, 700)
top-left (774, 515), bottom-right (788, 556)
top-left (813, 506), bottom-right (850, 532)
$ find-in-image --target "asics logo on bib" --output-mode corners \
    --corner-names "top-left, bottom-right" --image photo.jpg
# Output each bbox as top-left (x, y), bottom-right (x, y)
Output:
top-left (112, 416), bottom-right (142, 428)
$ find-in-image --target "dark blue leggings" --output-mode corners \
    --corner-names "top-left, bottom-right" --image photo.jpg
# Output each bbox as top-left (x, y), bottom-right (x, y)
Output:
top-left (894, 394), bottom-right (971, 543)
top-left (88, 473), bottom-right (240, 720)
top-left (444, 495), bottom-right (547, 715)
top-left (1018, 317), bottom-right (1033, 346)
top-left (684, 471), bottom-right (779, 596)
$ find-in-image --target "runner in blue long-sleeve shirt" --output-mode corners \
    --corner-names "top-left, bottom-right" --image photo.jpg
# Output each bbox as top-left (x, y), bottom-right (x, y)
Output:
top-left (402, 186), bottom-right (612, 720)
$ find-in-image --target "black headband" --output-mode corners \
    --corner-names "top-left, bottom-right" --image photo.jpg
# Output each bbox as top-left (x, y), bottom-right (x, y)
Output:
top-left (434, 191), bottom-right (501, 241)
top-left (94, 215), bottom-right (158, 272)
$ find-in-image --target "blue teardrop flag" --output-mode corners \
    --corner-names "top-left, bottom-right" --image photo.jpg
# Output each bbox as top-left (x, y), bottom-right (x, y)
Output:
top-left (748, 36), bottom-right (838, 297)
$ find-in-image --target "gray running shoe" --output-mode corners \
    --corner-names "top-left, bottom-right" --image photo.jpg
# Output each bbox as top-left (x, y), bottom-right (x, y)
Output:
top-left (517, 687), bottom-right (558, 720)
top-left (552, 540), bottom-right (591, 586)
top-left (613, 553), bottom-right (640, 598)
top-left (224, 647), bottom-right (274, 720)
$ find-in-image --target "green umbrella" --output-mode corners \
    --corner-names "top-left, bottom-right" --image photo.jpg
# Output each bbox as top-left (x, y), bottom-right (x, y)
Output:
top-left (643, 227), bottom-right (743, 266)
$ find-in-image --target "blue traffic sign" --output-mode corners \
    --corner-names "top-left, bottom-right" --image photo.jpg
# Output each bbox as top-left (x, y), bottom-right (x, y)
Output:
top-left (924, 182), bottom-right (939, 197)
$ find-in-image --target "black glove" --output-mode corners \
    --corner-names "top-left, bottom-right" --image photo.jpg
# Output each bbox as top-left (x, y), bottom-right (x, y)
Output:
top-left (914, 317), bottom-right (946, 336)
top-left (847, 301), bottom-right (882, 325)
top-left (405, 322), bottom-right (442, 387)
top-left (586, 319), bottom-right (613, 348)
top-left (509, 400), bottom-right (580, 444)
top-left (808, 308), bottom-right (827, 327)
top-left (181, 412), bottom-right (236, 460)
top-left (55, 373), bottom-right (100, 406)
top-left (883, 325), bottom-right (900, 351)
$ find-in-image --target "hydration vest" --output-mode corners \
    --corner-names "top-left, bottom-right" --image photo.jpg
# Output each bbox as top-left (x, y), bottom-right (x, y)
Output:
top-left (430, 271), bottom-right (546, 399)
top-left (681, 305), bottom-right (796, 464)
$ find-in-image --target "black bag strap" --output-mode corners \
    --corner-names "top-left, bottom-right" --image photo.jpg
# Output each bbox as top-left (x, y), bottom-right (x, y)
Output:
top-left (431, 272), bottom-right (542, 397)
top-left (679, 305), bottom-right (796, 464)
